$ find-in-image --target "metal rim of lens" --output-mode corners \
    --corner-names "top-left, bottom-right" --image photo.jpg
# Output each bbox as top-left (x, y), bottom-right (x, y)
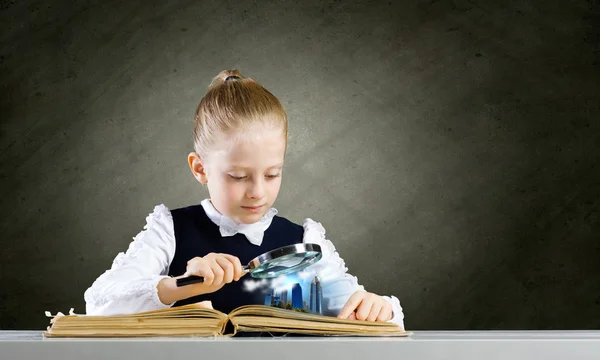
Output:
top-left (250, 251), bottom-right (323, 279)
top-left (246, 243), bottom-right (322, 274)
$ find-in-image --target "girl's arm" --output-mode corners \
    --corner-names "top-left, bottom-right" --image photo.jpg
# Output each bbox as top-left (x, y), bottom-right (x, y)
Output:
top-left (301, 219), bottom-right (405, 329)
top-left (84, 205), bottom-right (177, 316)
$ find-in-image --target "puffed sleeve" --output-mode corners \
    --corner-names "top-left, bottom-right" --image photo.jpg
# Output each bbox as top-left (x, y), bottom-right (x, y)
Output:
top-left (301, 218), bottom-right (405, 329)
top-left (83, 204), bottom-right (176, 315)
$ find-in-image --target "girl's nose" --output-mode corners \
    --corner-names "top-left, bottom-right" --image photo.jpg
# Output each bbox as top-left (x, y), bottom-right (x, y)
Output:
top-left (246, 179), bottom-right (265, 199)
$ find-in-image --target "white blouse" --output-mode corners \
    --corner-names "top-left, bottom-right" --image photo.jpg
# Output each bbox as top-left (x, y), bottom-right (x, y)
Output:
top-left (84, 200), bottom-right (405, 329)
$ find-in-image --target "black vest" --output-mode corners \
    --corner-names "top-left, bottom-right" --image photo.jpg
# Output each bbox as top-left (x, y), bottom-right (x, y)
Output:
top-left (168, 204), bottom-right (304, 314)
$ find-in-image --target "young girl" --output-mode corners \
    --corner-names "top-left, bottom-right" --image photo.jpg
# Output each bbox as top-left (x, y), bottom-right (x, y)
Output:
top-left (84, 70), bottom-right (405, 329)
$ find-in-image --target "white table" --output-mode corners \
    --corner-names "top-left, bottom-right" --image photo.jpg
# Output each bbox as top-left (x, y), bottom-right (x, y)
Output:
top-left (2, 330), bottom-right (600, 360)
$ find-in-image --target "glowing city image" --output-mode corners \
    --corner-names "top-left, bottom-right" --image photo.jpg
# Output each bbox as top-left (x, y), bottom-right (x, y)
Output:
top-left (264, 275), bottom-right (323, 314)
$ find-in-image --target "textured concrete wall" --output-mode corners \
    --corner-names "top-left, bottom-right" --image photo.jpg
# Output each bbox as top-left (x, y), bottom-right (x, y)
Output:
top-left (1, 0), bottom-right (599, 330)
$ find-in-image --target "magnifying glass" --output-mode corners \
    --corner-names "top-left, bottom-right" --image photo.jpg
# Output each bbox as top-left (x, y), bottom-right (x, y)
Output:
top-left (176, 243), bottom-right (322, 287)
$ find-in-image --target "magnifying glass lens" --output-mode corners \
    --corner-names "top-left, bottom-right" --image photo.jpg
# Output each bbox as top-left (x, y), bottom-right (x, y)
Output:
top-left (250, 250), bottom-right (322, 278)
top-left (175, 243), bottom-right (323, 287)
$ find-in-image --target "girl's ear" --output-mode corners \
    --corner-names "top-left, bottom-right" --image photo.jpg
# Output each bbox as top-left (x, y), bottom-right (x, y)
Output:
top-left (188, 152), bottom-right (208, 184)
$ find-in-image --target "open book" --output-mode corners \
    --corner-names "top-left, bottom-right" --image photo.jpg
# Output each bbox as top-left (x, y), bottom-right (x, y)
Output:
top-left (44, 302), bottom-right (410, 337)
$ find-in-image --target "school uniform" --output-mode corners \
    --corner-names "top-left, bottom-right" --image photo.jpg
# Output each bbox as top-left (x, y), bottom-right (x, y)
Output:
top-left (84, 199), bottom-right (405, 328)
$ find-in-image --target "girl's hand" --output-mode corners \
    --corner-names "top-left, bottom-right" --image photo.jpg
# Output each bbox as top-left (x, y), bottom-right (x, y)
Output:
top-left (337, 290), bottom-right (393, 322)
top-left (183, 253), bottom-right (244, 295)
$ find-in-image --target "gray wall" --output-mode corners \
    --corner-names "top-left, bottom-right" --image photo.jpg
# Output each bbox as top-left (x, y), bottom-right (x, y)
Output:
top-left (1, 0), bottom-right (599, 330)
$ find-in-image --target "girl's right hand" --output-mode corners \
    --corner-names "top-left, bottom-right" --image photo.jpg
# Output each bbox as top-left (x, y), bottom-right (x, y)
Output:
top-left (182, 253), bottom-right (244, 295)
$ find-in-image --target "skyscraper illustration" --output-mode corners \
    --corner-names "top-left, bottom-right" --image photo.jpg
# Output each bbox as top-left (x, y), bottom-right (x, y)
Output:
top-left (272, 289), bottom-right (281, 305)
top-left (265, 289), bottom-right (276, 306)
top-left (280, 289), bottom-right (288, 306)
top-left (291, 283), bottom-right (302, 309)
top-left (309, 276), bottom-right (322, 315)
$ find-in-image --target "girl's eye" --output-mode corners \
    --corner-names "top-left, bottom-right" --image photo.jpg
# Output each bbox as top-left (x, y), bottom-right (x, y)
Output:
top-left (228, 174), bottom-right (280, 180)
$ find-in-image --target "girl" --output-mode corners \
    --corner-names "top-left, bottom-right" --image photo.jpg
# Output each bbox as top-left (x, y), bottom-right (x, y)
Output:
top-left (84, 70), bottom-right (405, 329)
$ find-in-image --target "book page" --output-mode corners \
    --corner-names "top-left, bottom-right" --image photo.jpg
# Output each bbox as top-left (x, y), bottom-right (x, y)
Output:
top-left (44, 302), bottom-right (227, 338)
top-left (228, 305), bottom-right (408, 336)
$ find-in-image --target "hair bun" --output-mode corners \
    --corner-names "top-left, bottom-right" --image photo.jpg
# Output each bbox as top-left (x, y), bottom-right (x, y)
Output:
top-left (195, 69), bottom-right (288, 157)
top-left (208, 69), bottom-right (244, 89)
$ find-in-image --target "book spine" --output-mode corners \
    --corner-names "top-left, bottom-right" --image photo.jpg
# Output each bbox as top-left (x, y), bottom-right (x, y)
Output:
top-left (219, 317), bottom-right (238, 336)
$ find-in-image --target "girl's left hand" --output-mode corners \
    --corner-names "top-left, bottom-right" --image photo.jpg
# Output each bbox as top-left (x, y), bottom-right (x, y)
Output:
top-left (337, 290), bottom-right (393, 322)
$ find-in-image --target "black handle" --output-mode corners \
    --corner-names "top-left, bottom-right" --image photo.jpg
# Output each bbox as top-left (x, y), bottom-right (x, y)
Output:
top-left (176, 275), bottom-right (204, 287)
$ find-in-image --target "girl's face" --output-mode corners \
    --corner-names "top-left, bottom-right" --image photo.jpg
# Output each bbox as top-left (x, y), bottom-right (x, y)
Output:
top-left (190, 125), bottom-right (286, 224)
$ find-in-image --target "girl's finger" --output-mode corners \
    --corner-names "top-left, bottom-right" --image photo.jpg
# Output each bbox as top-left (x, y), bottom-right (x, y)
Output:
top-left (377, 304), bottom-right (393, 322)
top-left (187, 261), bottom-right (214, 286)
top-left (338, 291), bottom-right (365, 319)
top-left (209, 261), bottom-right (224, 286)
top-left (184, 258), bottom-right (201, 277)
top-left (366, 301), bottom-right (383, 322)
top-left (221, 254), bottom-right (243, 281)
top-left (215, 256), bottom-right (234, 284)
top-left (355, 296), bottom-right (374, 321)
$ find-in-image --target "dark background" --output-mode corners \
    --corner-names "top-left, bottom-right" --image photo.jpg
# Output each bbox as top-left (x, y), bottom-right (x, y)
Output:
top-left (1, 0), bottom-right (599, 330)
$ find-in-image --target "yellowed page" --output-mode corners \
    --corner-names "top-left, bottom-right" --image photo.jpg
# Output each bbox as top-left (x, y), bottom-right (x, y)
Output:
top-left (44, 302), bottom-right (226, 338)
top-left (43, 327), bottom-right (222, 338)
top-left (236, 325), bottom-right (409, 337)
top-left (228, 305), bottom-right (408, 336)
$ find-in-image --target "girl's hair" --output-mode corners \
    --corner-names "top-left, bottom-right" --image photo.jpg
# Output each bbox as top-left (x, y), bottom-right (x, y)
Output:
top-left (193, 70), bottom-right (288, 158)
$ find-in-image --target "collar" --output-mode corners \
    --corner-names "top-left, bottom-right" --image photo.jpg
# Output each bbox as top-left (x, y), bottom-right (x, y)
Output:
top-left (200, 199), bottom-right (278, 246)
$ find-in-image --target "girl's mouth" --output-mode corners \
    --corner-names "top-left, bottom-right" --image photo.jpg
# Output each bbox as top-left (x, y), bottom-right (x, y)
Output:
top-left (242, 205), bottom-right (263, 212)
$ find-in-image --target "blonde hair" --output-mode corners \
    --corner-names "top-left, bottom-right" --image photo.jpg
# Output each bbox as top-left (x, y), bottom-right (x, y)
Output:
top-left (193, 70), bottom-right (288, 158)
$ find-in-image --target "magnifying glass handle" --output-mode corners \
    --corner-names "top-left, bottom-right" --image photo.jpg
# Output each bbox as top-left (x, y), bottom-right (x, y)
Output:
top-left (176, 267), bottom-right (251, 287)
top-left (176, 275), bottom-right (204, 287)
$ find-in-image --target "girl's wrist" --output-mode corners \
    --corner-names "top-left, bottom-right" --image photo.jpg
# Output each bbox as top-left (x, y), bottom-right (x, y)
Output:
top-left (157, 276), bottom-right (205, 305)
